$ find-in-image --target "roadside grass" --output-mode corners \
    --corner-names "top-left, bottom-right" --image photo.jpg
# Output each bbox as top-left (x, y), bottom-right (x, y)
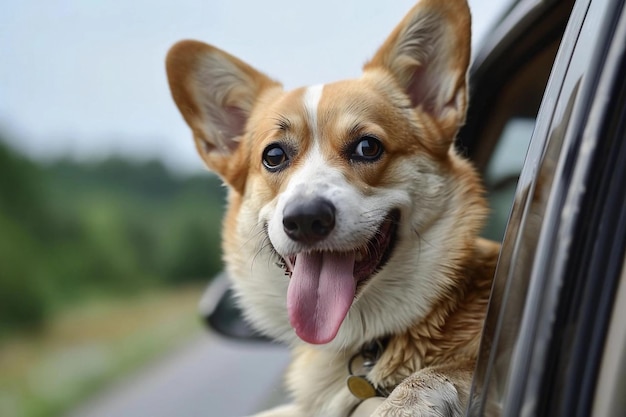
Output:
top-left (0, 285), bottom-right (205, 417)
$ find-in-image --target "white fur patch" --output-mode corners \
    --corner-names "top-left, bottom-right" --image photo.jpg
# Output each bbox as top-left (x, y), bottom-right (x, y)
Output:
top-left (303, 84), bottom-right (324, 140)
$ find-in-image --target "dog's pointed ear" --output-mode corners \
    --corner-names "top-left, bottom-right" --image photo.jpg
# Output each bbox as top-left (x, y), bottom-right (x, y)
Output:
top-left (166, 40), bottom-right (281, 188)
top-left (364, 0), bottom-right (471, 153)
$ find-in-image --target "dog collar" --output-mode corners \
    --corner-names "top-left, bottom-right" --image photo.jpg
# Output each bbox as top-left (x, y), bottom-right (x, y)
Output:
top-left (346, 337), bottom-right (390, 400)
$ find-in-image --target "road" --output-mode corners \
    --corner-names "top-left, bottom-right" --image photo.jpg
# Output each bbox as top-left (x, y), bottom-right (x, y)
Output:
top-left (66, 334), bottom-right (290, 417)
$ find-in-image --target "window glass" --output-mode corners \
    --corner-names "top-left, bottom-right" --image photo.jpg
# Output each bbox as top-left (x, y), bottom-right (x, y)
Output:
top-left (470, 40), bottom-right (560, 243)
top-left (483, 118), bottom-right (535, 241)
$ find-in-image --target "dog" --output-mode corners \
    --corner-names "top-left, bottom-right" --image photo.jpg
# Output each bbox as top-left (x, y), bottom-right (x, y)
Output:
top-left (166, 0), bottom-right (500, 415)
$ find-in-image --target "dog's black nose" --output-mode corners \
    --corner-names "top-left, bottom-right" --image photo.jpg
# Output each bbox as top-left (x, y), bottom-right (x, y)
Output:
top-left (283, 198), bottom-right (336, 243)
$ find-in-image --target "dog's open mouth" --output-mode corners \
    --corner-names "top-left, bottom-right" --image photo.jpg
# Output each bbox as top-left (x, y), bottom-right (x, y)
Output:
top-left (278, 210), bottom-right (399, 345)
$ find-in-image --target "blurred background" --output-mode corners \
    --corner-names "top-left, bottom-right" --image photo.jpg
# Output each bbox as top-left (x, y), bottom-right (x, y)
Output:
top-left (0, 0), bottom-right (507, 416)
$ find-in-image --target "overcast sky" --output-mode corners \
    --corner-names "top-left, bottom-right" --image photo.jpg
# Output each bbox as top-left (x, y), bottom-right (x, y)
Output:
top-left (0, 0), bottom-right (509, 174)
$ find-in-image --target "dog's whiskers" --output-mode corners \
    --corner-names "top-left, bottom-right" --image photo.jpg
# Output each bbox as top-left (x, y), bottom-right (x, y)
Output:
top-left (250, 234), bottom-right (276, 274)
top-left (238, 225), bottom-right (268, 252)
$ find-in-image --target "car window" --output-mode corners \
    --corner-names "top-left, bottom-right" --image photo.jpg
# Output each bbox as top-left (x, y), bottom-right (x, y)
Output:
top-left (475, 37), bottom-right (561, 242)
top-left (482, 117), bottom-right (535, 241)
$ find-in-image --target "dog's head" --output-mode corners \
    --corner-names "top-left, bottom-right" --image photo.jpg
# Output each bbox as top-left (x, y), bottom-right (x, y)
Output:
top-left (167, 0), bottom-right (485, 349)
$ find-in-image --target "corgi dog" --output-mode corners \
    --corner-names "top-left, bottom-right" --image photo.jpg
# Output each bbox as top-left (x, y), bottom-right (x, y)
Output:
top-left (166, 0), bottom-right (500, 415)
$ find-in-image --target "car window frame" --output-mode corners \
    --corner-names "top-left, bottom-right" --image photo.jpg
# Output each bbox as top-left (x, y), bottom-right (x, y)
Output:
top-left (466, 0), bottom-right (626, 415)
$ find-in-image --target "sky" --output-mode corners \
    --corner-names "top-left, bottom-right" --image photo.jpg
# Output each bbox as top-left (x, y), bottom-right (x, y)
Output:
top-left (0, 0), bottom-right (510, 174)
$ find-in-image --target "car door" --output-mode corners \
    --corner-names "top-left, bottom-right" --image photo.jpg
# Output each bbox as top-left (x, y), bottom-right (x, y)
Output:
top-left (461, 0), bottom-right (626, 415)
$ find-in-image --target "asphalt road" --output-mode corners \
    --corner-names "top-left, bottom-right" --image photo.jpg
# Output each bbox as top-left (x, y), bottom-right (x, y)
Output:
top-left (66, 334), bottom-right (290, 417)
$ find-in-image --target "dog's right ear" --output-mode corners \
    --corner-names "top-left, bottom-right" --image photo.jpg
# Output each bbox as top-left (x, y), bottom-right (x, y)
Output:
top-left (166, 40), bottom-right (280, 189)
top-left (364, 0), bottom-right (471, 155)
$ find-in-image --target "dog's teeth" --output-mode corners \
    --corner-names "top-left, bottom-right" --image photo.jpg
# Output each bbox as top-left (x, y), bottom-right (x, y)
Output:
top-left (276, 258), bottom-right (293, 278)
top-left (285, 257), bottom-right (295, 271)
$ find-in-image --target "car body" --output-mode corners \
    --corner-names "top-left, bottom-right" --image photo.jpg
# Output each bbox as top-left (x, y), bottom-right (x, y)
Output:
top-left (204, 0), bottom-right (626, 414)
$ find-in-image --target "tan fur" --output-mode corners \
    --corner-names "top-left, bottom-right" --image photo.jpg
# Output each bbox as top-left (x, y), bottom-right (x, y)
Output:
top-left (166, 0), bottom-right (499, 416)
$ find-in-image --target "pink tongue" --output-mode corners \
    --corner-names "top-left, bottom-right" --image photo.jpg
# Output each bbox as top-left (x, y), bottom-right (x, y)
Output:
top-left (287, 252), bottom-right (356, 344)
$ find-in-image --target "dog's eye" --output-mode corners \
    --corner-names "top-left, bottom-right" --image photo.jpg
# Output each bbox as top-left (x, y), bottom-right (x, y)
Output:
top-left (351, 136), bottom-right (383, 162)
top-left (262, 144), bottom-right (289, 170)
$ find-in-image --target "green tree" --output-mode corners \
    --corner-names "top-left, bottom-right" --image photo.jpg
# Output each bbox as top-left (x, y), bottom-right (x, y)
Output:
top-left (0, 137), bottom-right (227, 334)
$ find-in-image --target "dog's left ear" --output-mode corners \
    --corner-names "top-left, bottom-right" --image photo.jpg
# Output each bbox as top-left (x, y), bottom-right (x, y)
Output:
top-left (364, 0), bottom-right (471, 153)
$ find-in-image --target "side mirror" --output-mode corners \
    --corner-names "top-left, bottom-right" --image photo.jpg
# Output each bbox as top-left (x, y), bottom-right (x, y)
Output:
top-left (198, 272), bottom-right (272, 342)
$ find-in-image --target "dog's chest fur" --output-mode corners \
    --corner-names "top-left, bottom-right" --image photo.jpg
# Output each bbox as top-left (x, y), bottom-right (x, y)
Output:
top-left (284, 238), bottom-right (498, 416)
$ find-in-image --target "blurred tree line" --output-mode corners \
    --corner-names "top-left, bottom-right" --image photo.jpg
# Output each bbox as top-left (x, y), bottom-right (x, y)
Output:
top-left (0, 138), bottom-right (226, 336)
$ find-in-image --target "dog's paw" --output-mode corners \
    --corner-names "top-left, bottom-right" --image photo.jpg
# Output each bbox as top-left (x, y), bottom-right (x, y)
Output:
top-left (371, 373), bottom-right (463, 417)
